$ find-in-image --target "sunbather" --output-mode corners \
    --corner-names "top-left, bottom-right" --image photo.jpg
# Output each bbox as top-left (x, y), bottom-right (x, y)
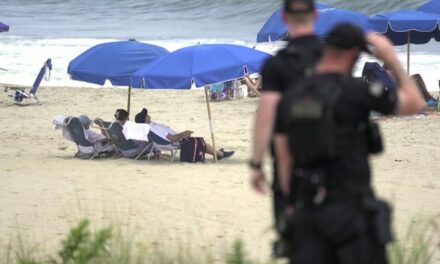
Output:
top-left (112, 108), bottom-right (156, 159)
top-left (114, 108), bottom-right (130, 125)
top-left (78, 115), bottom-right (108, 144)
top-left (241, 75), bottom-right (261, 97)
top-left (78, 115), bottom-right (113, 153)
top-left (134, 108), bottom-right (234, 160)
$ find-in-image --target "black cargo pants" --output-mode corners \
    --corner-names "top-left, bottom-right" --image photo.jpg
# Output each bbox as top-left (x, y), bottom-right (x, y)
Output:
top-left (287, 199), bottom-right (389, 264)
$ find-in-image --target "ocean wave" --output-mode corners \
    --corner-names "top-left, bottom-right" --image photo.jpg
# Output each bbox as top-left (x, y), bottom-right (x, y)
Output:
top-left (0, 0), bottom-right (429, 40)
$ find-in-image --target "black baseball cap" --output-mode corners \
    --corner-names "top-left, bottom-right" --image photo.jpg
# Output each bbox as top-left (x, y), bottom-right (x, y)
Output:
top-left (325, 23), bottom-right (371, 54)
top-left (284, 0), bottom-right (315, 14)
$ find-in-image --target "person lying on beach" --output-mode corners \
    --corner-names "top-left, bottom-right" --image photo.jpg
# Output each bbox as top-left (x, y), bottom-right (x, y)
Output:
top-left (134, 108), bottom-right (234, 160)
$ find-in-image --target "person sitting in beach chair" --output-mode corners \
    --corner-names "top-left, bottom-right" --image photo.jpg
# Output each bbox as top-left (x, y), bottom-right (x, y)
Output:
top-left (208, 82), bottom-right (227, 101)
top-left (363, 62), bottom-right (437, 107)
top-left (64, 116), bottom-right (114, 159)
top-left (134, 108), bottom-right (234, 160)
top-left (411, 73), bottom-right (438, 107)
top-left (5, 58), bottom-right (52, 104)
top-left (78, 115), bottom-right (107, 143)
top-left (241, 75), bottom-right (261, 98)
top-left (109, 108), bottom-right (155, 159)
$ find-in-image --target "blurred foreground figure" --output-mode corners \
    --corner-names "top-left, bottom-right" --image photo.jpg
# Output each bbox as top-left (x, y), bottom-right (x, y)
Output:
top-left (249, 0), bottom-right (322, 234)
top-left (274, 24), bottom-right (424, 264)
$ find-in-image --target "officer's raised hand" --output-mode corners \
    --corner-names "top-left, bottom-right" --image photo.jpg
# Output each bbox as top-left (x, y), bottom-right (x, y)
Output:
top-left (366, 32), bottom-right (399, 65)
top-left (367, 32), bottom-right (425, 115)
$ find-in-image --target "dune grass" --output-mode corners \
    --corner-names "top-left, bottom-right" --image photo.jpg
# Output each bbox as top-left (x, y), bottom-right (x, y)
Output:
top-left (1, 216), bottom-right (439, 264)
top-left (387, 215), bottom-right (440, 264)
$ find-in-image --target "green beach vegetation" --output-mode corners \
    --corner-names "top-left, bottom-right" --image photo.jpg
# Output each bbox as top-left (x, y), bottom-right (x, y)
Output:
top-left (1, 216), bottom-right (439, 264)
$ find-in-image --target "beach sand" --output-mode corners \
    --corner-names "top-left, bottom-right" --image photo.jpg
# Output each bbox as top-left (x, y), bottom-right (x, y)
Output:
top-left (0, 86), bottom-right (439, 262)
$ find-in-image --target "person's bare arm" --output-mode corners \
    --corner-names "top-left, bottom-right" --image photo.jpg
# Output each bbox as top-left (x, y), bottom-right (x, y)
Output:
top-left (249, 91), bottom-right (281, 194)
top-left (367, 33), bottom-right (425, 115)
top-left (166, 130), bottom-right (193, 143)
top-left (274, 133), bottom-right (293, 197)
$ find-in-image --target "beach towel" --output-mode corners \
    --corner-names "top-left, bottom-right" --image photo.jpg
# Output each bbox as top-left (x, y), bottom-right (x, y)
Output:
top-left (122, 121), bottom-right (150, 141)
top-left (52, 114), bottom-right (74, 142)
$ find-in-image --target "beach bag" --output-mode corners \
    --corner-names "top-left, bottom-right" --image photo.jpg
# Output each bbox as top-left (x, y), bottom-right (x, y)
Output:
top-left (180, 137), bottom-right (206, 163)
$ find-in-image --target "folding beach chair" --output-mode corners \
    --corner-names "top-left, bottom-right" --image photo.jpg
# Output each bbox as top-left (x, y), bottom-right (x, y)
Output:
top-left (147, 131), bottom-right (180, 161)
top-left (65, 117), bottom-right (114, 159)
top-left (107, 122), bottom-right (154, 160)
top-left (5, 58), bottom-right (52, 104)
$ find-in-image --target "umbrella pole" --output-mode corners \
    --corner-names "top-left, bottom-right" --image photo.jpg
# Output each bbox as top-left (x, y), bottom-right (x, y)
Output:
top-left (127, 85), bottom-right (132, 115)
top-left (407, 32), bottom-right (410, 75)
top-left (204, 86), bottom-right (217, 163)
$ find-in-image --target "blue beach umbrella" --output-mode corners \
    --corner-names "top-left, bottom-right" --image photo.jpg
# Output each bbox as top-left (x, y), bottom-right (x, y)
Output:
top-left (257, 3), bottom-right (331, 43)
top-left (418, 0), bottom-right (440, 14)
top-left (131, 44), bottom-right (271, 89)
top-left (68, 40), bottom-right (169, 86)
top-left (369, 10), bottom-right (440, 73)
top-left (417, 0), bottom-right (440, 41)
top-left (0, 21), bottom-right (9, 32)
top-left (131, 44), bottom-right (270, 162)
top-left (68, 39), bottom-right (169, 113)
top-left (314, 8), bottom-right (370, 37)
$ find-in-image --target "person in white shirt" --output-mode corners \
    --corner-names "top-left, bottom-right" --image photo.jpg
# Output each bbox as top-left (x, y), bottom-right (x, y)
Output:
top-left (134, 108), bottom-right (234, 160)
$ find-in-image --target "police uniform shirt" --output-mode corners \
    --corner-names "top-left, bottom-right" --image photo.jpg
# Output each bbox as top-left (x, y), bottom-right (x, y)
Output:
top-left (261, 35), bottom-right (322, 94)
top-left (275, 73), bottom-right (398, 187)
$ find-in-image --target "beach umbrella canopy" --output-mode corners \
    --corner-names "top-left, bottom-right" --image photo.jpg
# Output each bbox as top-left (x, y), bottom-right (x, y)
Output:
top-left (68, 40), bottom-right (169, 86)
top-left (369, 10), bottom-right (440, 45)
top-left (369, 10), bottom-right (440, 73)
top-left (131, 44), bottom-right (271, 89)
top-left (314, 8), bottom-right (370, 37)
top-left (257, 3), bottom-right (331, 43)
top-left (417, 0), bottom-right (440, 14)
top-left (131, 44), bottom-right (270, 162)
top-left (0, 21), bottom-right (9, 32)
top-left (417, 0), bottom-right (440, 41)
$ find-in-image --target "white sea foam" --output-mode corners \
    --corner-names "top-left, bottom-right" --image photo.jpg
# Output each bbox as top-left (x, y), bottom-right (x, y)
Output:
top-left (0, 37), bottom-right (439, 91)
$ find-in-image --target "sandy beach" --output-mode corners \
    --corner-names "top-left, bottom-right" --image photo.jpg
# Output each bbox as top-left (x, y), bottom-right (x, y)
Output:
top-left (0, 86), bottom-right (439, 261)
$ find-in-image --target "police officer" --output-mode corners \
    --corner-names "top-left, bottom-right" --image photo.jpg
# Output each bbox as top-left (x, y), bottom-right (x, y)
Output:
top-left (250, 0), bottom-right (322, 225)
top-left (274, 24), bottom-right (424, 263)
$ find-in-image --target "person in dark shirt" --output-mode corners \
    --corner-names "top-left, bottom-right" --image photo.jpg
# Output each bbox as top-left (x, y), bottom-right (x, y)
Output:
top-left (249, 0), bottom-right (322, 225)
top-left (274, 23), bottom-right (424, 264)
